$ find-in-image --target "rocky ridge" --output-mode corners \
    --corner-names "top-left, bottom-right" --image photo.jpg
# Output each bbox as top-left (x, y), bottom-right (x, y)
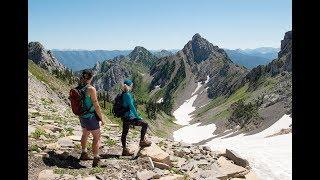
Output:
top-left (29, 42), bottom-right (66, 72)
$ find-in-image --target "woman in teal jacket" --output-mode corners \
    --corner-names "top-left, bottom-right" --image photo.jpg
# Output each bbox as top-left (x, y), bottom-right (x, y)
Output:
top-left (121, 79), bottom-right (152, 156)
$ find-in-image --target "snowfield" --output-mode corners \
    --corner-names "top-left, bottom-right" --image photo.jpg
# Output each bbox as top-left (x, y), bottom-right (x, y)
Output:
top-left (172, 80), bottom-right (292, 180)
top-left (172, 95), bottom-right (198, 125)
top-left (173, 123), bottom-right (215, 143)
top-left (205, 115), bottom-right (292, 180)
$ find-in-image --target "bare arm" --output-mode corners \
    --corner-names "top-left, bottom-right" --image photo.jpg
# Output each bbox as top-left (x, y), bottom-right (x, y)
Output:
top-left (87, 86), bottom-right (105, 123)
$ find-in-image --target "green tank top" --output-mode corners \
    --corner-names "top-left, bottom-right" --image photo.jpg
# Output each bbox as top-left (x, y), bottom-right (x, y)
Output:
top-left (79, 84), bottom-right (96, 119)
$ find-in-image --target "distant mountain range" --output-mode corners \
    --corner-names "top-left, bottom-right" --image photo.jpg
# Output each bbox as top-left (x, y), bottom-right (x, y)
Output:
top-left (51, 50), bottom-right (132, 71)
top-left (224, 47), bottom-right (279, 69)
top-left (51, 47), bottom-right (279, 71)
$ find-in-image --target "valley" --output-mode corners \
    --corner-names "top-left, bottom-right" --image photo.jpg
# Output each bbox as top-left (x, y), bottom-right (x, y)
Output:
top-left (28, 30), bottom-right (292, 180)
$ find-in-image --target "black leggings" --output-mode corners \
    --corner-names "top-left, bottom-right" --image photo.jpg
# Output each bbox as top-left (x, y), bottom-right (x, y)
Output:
top-left (121, 118), bottom-right (148, 148)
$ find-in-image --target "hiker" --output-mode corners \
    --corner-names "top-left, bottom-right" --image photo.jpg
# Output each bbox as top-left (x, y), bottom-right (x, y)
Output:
top-left (120, 79), bottom-right (152, 156)
top-left (76, 69), bottom-right (106, 167)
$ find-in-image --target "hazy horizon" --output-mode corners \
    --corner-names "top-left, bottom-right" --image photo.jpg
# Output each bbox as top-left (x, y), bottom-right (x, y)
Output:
top-left (49, 46), bottom-right (280, 51)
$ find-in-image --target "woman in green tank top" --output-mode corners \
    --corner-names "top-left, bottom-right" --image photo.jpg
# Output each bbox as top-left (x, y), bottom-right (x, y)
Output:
top-left (78, 70), bottom-right (106, 167)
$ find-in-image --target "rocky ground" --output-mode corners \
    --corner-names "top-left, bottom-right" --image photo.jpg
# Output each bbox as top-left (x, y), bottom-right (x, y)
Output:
top-left (28, 69), bottom-right (258, 180)
top-left (29, 118), bottom-right (258, 180)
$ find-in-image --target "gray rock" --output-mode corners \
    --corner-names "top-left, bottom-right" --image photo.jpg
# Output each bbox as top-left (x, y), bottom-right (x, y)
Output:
top-left (158, 174), bottom-right (184, 180)
top-left (136, 170), bottom-right (157, 180)
top-left (225, 149), bottom-right (249, 168)
top-left (28, 125), bottom-right (36, 136)
top-left (153, 161), bottom-right (171, 170)
top-left (182, 148), bottom-right (191, 154)
top-left (202, 146), bottom-right (211, 151)
top-left (38, 170), bottom-right (59, 180)
top-left (57, 137), bottom-right (75, 147)
top-left (181, 160), bottom-right (197, 172)
top-left (95, 174), bottom-right (105, 180)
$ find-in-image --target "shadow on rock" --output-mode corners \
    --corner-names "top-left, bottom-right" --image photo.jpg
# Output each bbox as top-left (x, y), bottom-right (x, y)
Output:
top-left (42, 151), bottom-right (86, 169)
top-left (131, 147), bottom-right (143, 160)
top-left (99, 153), bottom-right (120, 159)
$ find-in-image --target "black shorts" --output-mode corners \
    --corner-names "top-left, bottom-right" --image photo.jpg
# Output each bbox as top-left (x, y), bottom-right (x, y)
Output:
top-left (80, 115), bottom-right (100, 131)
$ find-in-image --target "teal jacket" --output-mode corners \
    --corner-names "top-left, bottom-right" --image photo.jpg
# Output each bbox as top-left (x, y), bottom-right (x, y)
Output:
top-left (122, 92), bottom-right (142, 120)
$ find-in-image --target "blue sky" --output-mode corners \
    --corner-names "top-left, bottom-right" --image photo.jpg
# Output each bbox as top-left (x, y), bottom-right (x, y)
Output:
top-left (28, 0), bottom-right (292, 50)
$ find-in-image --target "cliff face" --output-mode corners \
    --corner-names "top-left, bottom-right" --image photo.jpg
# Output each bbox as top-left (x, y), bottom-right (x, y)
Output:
top-left (28, 42), bottom-right (66, 72)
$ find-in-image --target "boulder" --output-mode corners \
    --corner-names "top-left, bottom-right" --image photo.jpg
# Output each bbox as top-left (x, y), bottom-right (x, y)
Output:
top-left (38, 170), bottom-right (59, 180)
top-left (182, 148), bottom-right (191, 154)
top-left (159, 174), bottom-right (184, 180)
top-left (67, 135), bottom-right (82, 141)
top-left (138, 143), bottom-right (171, 166)
top-left (42, 124), bottom-right (63, 133)
top-left (136, 170), bottom-right (157, 180)
top-left (191, 148), bottom-right (200, 155)
top-left (45, 142), bottom-right (61, 150)
top-left (57, 137), bottom-right (75, 147)
top-left (171, 157), bottom-right (186, 168)
top-left (225, 149), bottom-right (249, 168)
top-left (202, 146), bottom-right (211, 151)
top-left (181, 160), bottom-right (197, 172)
top-left (82, 176), bottom-right (99, 180)
top-left (173, 150), bottom-right (184, 157)
top-left (28, 125), bottom-right (36, 136)
top-left (215, 156), bottom-right (247, 179)
top-left (153, 161), bottom-right (171, 170)
top-left (244, 171), bottom-right (259, 180)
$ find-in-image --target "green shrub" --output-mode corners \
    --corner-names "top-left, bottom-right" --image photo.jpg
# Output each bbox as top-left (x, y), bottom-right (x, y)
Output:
top-left (228, 99), bottom-right (260, 128)
top-left (31, 128), bottom-right (46, 139)
top-left (29, 144), bottom-right (40, 152)
top-left (90, 167), bottom-right (104, 174)
top-left (53, 168), bottom-right (66, 175)
top-left (104, 138), bottom-right (117, 146)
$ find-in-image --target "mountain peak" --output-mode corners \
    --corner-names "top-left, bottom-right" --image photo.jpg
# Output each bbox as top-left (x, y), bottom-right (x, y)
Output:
top-left (183, 33), bottom-right (228, 63)
top-left (129, 46), bottom-right (149, 56)
top-left (133, 46), bottom-right (146, 51)
top-left (278, 30), bottom-right (292, 58)
top-left (192, 33), bottom-right (202, 40)
top-left (28, 42), bottom-right (46, 52)
top-left (28, 41), bottom-right (66, 72)
top-left (128, 46), bottom-right (157, 67)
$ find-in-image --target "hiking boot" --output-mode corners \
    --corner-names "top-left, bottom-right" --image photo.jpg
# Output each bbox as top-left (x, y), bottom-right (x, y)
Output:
top-left (79, 152), bottom-right (91, 160)
top-left (122, 148), bottom-right (134, 156)
top-left (92, 157), bottom-right (101, 167)
top-left (139, 139), bottom-right (152, 148)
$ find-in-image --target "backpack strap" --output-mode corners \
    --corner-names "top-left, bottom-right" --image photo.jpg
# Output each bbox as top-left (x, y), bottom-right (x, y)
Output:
top-left (78, 84), bottom-right (94, 116)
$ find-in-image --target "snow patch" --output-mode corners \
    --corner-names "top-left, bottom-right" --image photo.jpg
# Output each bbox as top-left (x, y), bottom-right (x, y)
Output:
top-left (172, 95), bottom-right (198, 125)
top-left (191, 82), bottom-right (202, 96)
top-left (157, 98), bottom-right (163, 103)
top-left (205, 75), bottom-right (210, 84)
top-left (173, 123), bottom-right (216, 144)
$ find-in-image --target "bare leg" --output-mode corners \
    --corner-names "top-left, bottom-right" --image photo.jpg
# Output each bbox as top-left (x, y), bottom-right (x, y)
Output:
top-left (81, 128), bottom-right (90, 152)
top-left (91, 129), bottom-right (101, 157)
